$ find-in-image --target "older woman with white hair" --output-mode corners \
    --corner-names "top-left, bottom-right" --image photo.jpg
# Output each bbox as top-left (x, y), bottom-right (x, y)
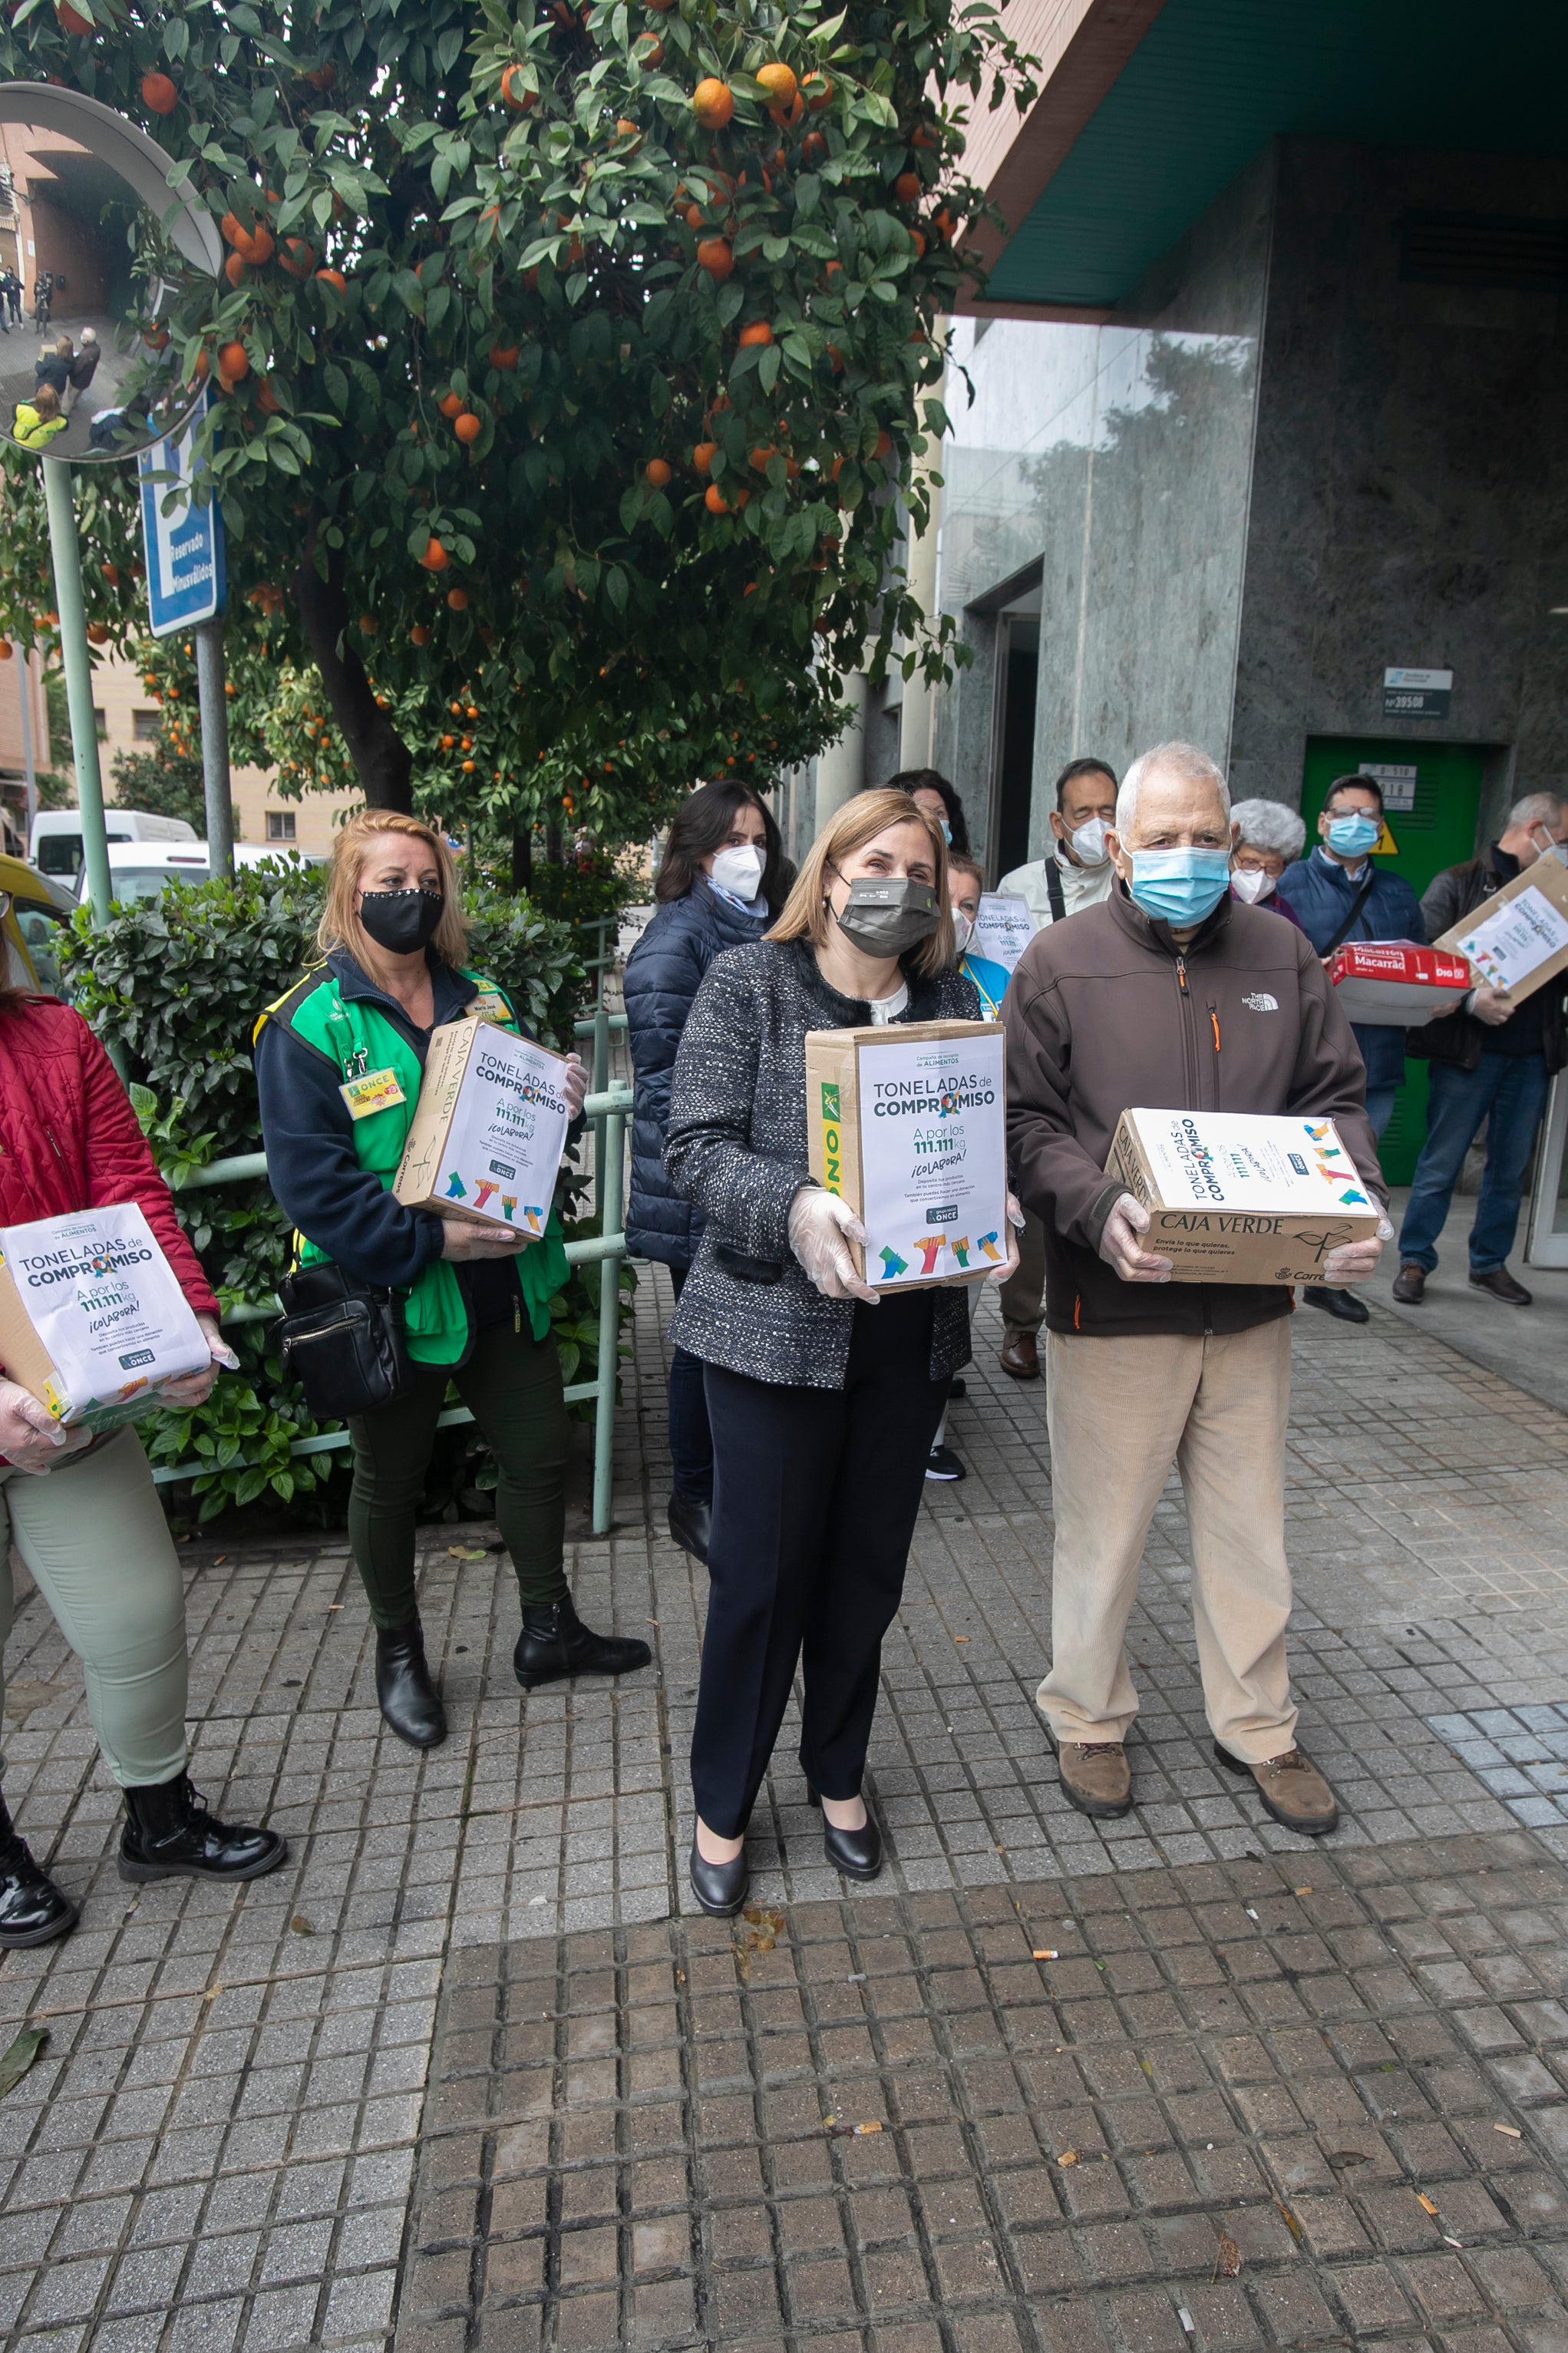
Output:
top-left (1229, 798), bottom-right (1308, 929)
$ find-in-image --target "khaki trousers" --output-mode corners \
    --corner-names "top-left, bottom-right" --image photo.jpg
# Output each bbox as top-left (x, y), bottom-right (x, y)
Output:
top-left (1037, 1319), bottom-right (1297, 1763)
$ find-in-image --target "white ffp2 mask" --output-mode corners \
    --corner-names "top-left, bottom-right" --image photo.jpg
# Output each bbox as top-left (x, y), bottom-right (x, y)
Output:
top-left (710, 844), bottom-right (764, 901)
top-left (1230, 868), bottom-right (1276, 904)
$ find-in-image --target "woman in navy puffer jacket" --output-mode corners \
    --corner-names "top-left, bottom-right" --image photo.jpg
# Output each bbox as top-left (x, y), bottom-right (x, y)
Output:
top-left (626, 781), bottom-right (784, 1564)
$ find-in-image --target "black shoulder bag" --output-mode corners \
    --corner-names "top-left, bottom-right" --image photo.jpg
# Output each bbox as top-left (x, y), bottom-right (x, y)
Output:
top-left (1322, 870), bottom-right (1378, 957)
top-left (276, 1260), bottom-right (415, 1420)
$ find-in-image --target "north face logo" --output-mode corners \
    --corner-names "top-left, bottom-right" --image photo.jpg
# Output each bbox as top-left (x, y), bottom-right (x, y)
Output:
top-left (1243, 992), bottom-right (1279, 1012)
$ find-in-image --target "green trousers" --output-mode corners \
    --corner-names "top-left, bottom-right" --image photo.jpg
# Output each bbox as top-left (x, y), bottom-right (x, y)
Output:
top-left (346, 1319), bottom-right (569, 1629)
top-left (0, 1425), bottom-right (189, 1790)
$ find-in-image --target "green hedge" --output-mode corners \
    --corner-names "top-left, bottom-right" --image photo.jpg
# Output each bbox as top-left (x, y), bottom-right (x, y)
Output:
top-left (60, 865), bottom-right (628, 1525)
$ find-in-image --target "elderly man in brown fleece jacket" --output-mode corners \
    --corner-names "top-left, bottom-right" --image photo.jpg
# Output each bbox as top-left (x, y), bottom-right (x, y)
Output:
top-left (1002, 742), bottom-right (1391, 1837)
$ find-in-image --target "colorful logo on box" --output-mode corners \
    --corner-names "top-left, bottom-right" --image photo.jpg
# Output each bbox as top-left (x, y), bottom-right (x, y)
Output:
top-left (819, 1082), bottom-right (843, 1198)
top-left (442, 1171), bottom-right (543, 1228)
top-left (877, 1229), bottom-right (1001, 1283)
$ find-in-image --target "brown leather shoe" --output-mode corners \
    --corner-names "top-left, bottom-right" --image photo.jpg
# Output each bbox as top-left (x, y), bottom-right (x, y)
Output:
top-left (1391, 1262), bottom-right (1426, 1304)
top-left (1470, 1266), bottom-right (1532, 1306)
top-left (1215, 1743), bottom-right (1339, 1836)
top-left (1000, 1330), bottom-right (1040, 1380)
top-left (1056, 1740), bottom-right (1133, 1819)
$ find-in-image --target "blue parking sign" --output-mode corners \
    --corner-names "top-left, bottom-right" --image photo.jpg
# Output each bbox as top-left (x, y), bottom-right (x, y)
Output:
top-left (137, 388), bottom-right (226, 637)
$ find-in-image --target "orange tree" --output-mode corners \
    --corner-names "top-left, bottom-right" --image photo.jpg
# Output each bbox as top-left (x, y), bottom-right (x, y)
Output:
top-left (0, 0), bottom-right (1034, 844)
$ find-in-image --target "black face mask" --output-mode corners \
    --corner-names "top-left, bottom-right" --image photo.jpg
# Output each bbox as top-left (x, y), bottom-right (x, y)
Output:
top-left (830, 872), bottom-right (941, 958)
top-left (358, 888), bottom-right (444, 955)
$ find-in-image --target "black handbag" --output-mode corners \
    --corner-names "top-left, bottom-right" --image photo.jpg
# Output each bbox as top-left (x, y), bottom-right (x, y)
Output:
top-left (275, 1261), bottom-right (415, 1420)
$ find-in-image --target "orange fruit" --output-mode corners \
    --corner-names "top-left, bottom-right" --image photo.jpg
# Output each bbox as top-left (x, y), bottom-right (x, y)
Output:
top-left (802, 131), bottom-right (827, 165)
top-left (805, 74), bottom-right (834, 110)
top-left (684, 203), bottom-right (704, 230)
top-left (437, 391), bottom-right (464, 418)
top-left (738, 320), bottom-right (774, 349)
top-left (826, 344), bottom-right (843, 371)
top-left (461, 759), bottom-right (477, 773)
top-left (453, 411), bottom-right (483, 443)
top-left (279, 239), bottom-right (315, 276)
top-left (933, 207), bottom-right (955, 241)
top-left (441, 734), bottom-right (455, 749)
top-left (692, 441), bottom-right (717, 474)
top-left (910, 229), bottom-right (926, 258)
top-left (221, 213), bottom-right (272, 262)
top-left (692, 78), bottom-right (734, 129)
top-left (141, 71), bottom-right (178, 114)
top-left (489, 343), bottom-right (520, 370)
top-left (616, 117), bottom-right (639, 142)
top-left (316, 267), bottom-right (347, 294)
top-left (101, 562), bottom-right (119, 586)
top-left (358, 615), bottom-right (377, 633)
top-left (696, 238), bottom-right (734, 280)
top-left (223, 253), bottom-right (247, 289)
top-left (635, 32), bottom-right (662, 64)
top-left (411, 625), bottom-right (431, 644)
top-left (141, 326), bottom-right (170, 351)
top-left (218, 339), bottom-right (249, 381)
top-left (875, 430), bottom-right (892, 458)
top-left (894, 170), bottom-right (919, 203)
top-left (500, 63), bottom-right (535, 111)
top-left (705, 483), bottom-right (731, 514)
top-left (644, 458), bottom-right (672, 487)
top-left (447, 587), bottom-right (469, 610)
top-left (755, 62), bottom-right (797, 111)
top-left (258, 376), bottom-right (282, 414)
top-left (749, 445), bottom-right (777, 471)
top-left (418, 538), bottom-right (450, 571)
top-left (56, 0), bottom-right (91, 31)
top-left (825, 259), bottom-right (843, 282)
top-left (86, 622), bottom-right (111, 645)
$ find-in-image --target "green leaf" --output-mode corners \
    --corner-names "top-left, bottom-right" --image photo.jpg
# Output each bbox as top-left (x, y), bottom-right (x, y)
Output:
top-left (0, 2028), bottom-right (46, 2100)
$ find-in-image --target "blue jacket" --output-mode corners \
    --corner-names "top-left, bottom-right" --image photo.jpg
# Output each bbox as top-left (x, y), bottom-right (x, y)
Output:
top-left (624, 880), bottom-right (769, 1267)
top-left (1275, 847), bottom-right (1426, 1089)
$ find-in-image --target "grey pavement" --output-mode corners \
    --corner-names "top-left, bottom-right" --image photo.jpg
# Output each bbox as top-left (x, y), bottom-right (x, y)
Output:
top-left (1369, 1181), bottom-right (1568, 1419)
top-left (2, 1267), bottom-right (1568, 2345)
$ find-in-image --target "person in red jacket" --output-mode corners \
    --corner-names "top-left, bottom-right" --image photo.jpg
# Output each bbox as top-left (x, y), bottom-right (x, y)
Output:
top-left (0, 990), bottom-right (286, 1948)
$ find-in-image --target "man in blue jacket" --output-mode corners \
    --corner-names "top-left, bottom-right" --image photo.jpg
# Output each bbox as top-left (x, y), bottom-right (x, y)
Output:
top-left (1276, 772), bottom-right (1424, 1324)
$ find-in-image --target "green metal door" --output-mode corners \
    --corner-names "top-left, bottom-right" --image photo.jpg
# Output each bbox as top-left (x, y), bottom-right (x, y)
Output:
top-left (1300, 738), bottom-right (1486, 1185)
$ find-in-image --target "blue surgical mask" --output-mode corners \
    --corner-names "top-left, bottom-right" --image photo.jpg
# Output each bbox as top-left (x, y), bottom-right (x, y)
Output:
top-left (1127, 848), bottom-right (1231, 929)
top-left (940, 820), bottom-right (952, 845)
top-left (1327, 812), bottom-right (1380, 858)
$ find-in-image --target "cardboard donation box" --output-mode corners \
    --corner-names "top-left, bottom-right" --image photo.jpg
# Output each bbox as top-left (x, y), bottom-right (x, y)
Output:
top-left (0, 1202), bottom-right (210, 1431)
top-left (1106, 1109), bottom-right (1380, 1284)
top-left (1327, 942), bottom-right (1473, 1026)
top-left (394, 1019), bottom-right (572, 1231)
top-left (805, 1021), bottom-right (1008, 1291)
top-left (1435, 852), bottom-right (1568, 1004)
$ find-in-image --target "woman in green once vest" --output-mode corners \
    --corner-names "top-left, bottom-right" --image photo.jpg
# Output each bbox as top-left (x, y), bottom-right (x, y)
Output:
top-left (253, 810), bottom-right (650, 1748)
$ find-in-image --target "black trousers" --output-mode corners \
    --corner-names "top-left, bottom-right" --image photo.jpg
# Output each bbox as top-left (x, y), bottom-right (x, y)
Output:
top-left (691, 1292), bottom-right (946, 1839)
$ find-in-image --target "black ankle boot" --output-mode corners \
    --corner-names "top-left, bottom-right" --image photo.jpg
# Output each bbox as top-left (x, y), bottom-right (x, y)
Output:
top-left (119, 1775), bottom-right (286, 1885)
top-left (513, 1593), bottom-right (653, 1690)
top-left (375, 1617), bottom-right (447, 1749)
top-left (0, 1793), bottom-right (75, 1948)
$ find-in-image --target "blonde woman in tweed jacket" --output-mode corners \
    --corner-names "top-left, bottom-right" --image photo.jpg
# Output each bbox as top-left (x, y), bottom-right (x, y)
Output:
top-left (664, 788), bottom-right (1021, 1917)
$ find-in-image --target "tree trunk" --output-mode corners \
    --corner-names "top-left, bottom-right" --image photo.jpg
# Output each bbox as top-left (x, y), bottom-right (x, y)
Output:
top-left (511, 825), bottom-right (533, 894)
top-left (293, 543), bottom-right (414, 812)
top-left (544, 817), bottom-right (563, 865)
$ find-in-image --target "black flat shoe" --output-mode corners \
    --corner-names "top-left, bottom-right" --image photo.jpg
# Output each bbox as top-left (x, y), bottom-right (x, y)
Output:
top-left (375, 1618), bottom-right (447, 1749)
top-left (806, 1785), bottom-right (883, 1880)
top-left (1302, 1285), bottom-right (1370, 1324)
top-left (666, 1492), bottom-right (711, 1564)
top-left (688, 1839), bottom-right (749, 1916)
top-left (119, 1775), bottom-right (286, 1885)
top-left (514, 1595), bottom-right (653, 1690)
top-left (0, 1796), bottom-right (75, 1947)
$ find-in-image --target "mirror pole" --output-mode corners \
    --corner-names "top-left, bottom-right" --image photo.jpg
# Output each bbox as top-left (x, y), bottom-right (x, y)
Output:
top-left (193, 619), bottom-right (233, 881)
top-left (41, 456), bottom-right (112, 925)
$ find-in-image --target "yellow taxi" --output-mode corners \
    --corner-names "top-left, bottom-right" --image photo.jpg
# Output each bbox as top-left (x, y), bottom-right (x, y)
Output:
top-left (0, 853), bottom-right (78, 996)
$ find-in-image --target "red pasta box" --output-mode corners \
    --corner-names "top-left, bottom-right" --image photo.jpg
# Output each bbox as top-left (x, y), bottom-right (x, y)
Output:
top-left (1326, 942), bottom-right (1473, 1026)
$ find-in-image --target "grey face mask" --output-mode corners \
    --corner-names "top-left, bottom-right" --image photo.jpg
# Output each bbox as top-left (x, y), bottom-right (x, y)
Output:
top-left (830, 871), bottom-right (941, 957)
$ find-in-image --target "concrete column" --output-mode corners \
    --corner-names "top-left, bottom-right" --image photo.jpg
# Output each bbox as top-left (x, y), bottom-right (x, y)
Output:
top-left (814, 670), bottom-right (867, 834)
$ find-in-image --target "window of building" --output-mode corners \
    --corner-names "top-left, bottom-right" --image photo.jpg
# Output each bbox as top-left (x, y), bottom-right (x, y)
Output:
top-left (93, 706), bottom-right (106, 741)
top-left (266, 810), bottom-right (297, 841)
top-left (132, 708), bottom-right (160, 742)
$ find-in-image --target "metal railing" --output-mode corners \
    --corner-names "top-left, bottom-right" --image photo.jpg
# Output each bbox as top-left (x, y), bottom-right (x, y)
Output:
top-left (147, 917), bottom-right (635, 1536)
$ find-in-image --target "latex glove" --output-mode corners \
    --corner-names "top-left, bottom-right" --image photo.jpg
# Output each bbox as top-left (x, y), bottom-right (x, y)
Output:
top-left (986, 1193), bottom-right (1027, 1284)
top-left (1470, 983), bottom-right (1515, 1028)
top-left (563, 1052), bottom-right (588, 1120)
top-left (1099, 1193), bottom-right (1174, 1284)
top-left (157, 1312), bottom-right (241, 1409)
top-left (441, 1220), bottom-right (532, 1261)
top-left (0, 1380), bottom-right (91, 1474)
top-left (787, 1186), bottom-right (880, 1305)
top-left (1321, 1212), bottom-right (1394, 1287)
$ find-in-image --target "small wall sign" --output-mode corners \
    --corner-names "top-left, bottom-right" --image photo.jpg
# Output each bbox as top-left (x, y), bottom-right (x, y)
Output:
top-left (1383, 666), bottom-right (1451, 719)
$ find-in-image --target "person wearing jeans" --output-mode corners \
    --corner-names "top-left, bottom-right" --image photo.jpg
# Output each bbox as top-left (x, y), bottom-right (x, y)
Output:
top-left (1395, 792), bottom-right (1568, 1307)
top-left (625, 781), bottom-right (785, 1565)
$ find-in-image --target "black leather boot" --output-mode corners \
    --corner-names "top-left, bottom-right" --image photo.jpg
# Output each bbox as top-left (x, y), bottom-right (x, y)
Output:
top-left (0, 1793), bottom-right (75, 1948)
top-left (513, 1593), bottom-right (653, 1690)
top-left (119, 1775), bottom-right (286, 1885)
top-left (375, 1617), bottom-right (447, 1749)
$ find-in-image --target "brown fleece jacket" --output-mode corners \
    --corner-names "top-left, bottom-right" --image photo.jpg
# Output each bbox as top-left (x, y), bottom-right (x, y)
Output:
top-left (1002, 885), bottom-right (1387, 1338)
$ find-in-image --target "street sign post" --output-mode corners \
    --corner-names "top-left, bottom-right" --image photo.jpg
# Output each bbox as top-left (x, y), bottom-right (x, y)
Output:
top-left (137, 389), bottom-right (233, 877)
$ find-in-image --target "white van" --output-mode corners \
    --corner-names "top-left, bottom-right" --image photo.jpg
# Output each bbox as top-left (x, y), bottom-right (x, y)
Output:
top-left (31, 806), bottom-right (197, 884)
top-left (87, 839), bottom-right (325, 905)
